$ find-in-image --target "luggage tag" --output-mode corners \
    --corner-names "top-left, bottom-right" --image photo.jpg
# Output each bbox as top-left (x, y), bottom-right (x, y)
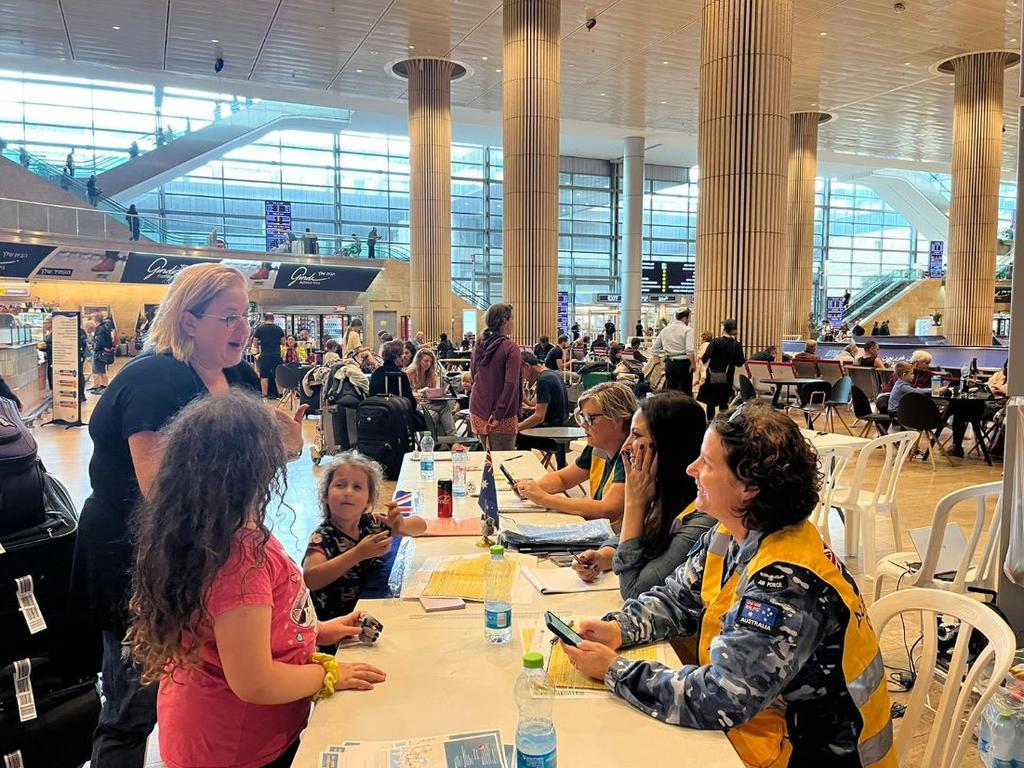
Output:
top-left (3, 751), bottom-right (24, 768)
top-left (15, 576), bottom-right (46, 634)
top-left (14, 659), bottom-right (36, 723)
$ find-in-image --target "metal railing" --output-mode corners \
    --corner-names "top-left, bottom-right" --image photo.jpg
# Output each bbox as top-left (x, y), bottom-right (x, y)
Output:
top-left (844, 268), bottom-right (926, 321)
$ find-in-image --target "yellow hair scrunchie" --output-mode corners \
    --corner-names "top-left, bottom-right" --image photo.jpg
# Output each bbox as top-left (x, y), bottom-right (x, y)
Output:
top-left (310, 652), bottom-right (339, 702)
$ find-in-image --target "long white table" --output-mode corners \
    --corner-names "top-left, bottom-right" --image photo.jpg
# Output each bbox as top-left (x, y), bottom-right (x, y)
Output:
top-left (293, 536), bottom-right (742, 767)
top-left (801, 428), bottom-right (872, 453)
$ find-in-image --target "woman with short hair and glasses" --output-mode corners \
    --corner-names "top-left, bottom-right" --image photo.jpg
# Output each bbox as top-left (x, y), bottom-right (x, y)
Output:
top-left (562, 402), bottom-right (894, 768)
top-left (515, 381), bottom-right (636, 525)
top-left (70, 263), bottom-right (307, 768)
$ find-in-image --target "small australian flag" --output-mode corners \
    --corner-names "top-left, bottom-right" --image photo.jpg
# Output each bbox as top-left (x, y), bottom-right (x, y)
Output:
top-left (478, 450), bottom-right (500, 530)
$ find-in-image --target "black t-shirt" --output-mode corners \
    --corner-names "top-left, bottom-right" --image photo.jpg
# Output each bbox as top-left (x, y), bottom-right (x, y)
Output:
top-left (254, 322), bottom-right (285, 359)
top-left (544, 345), bottom-right (564, 370)
top-left (535, 370), bottom-right (569, 426)
top-left (93, 324), bottom-right (114, 355)
top-left (75, 352), bottom-right (259, 631)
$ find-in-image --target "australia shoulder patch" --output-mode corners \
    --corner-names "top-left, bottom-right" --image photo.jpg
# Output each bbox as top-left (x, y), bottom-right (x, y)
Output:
top-left (751, 564), bottom-right (789, 592)
top-left (736, 596), bottom-right (782, 634)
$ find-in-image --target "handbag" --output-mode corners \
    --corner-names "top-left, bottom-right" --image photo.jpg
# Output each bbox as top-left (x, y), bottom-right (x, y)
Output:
top-left (708, 371), bottom-right (729, 385)
top-left (98, 350), bottom-right (115, 365)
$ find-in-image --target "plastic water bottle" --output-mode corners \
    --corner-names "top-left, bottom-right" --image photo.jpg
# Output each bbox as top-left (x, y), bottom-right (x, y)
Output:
top-left (931, 375), bottom-right (942, 397)
top-left (990, 708), bottom-right (1016, 768)
top-left (515, 652), bottom-right (557, 768)
top-left (452, 444), bottom-right (469, 497)
top-left (420, 434), bottom-right (435, 481)
top-left (484, 545), bottom-right (512, 644)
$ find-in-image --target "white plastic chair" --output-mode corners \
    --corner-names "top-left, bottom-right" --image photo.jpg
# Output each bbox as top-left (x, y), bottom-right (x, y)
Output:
top-left (809, 445), bottom-right (854, 548)
top-left (868, 588), bottom-right (1016, 768)
top-left (832, 430), bottom-right (917, 575)
top-left (872, 481), bottom-right (1003, 602)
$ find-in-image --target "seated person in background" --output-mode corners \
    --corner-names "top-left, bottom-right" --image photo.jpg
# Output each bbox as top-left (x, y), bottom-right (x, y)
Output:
top-left (436, 332), bottom-right (456, 359)
top-left (857, 340), bottom-right (885, 369)
top-left (792, 339), bottom-right (820, 362)
top-left (989, 360), bottom-right (1008, 398)
top-left (573, 392), bottom-right (715, 599)
top-left (354, 346), bottom-right (380, 374)
top-left (628, 337), bottom-right (647, 365)
top-left (882, 349), bottom-right (934, 392)
top-left (545, 335), bottom-right (569, 371)
top-left (408, 347), bottom-right (455, 437)
top-left (517, 352), bottom-right (571, 462)
top-left (129, 393), bottom-right (386, 768)
top-left (534, 335), bottom-right (554, 361)
top-left (369, 340), bottom-right (416, 406)
top-left (562, 403), bottom-right (894, 768)
top-left (303, 453), bottom-right (426, 635)
top-left (590, 333), bottom-right (609, 356)
top-left (515, 382), bottom-right (636, 525)
top-left (835, 342), bottom-right (859, 363)
top-left (322, 338), bottom-right (342, 366)
top-left (887, 361), bottom-right (935, 420)
top-left (281, 334), bottom-right (308, 364)
top-left (748, 345), bottom-right (777, 362)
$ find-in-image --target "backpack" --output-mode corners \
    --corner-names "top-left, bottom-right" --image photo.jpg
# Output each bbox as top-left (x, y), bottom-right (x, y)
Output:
top-left (0, 398), bottom-right (47, 536)
top-left (355, 377), bottom-right (416, 479)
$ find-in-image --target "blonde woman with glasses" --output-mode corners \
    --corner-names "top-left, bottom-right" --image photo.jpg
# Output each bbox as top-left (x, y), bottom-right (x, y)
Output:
top-left (70, 262), bottom-right (307, 768)
top-left (515, 381), bottom-right (636, 526)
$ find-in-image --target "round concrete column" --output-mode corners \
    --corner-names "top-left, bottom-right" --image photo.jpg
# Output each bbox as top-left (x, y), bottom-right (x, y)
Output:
top-left (620, 136), bottom-right (645, 339)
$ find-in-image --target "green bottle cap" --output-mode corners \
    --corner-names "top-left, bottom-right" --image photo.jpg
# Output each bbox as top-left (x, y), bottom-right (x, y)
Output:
top-left (490, 545), bottom-right (505, 556)
top-left (523, 652), bottom-right (544, 669)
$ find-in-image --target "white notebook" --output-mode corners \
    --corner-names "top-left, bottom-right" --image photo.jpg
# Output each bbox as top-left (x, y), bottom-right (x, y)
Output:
top-left (522, 566), bottom-right (621, 595)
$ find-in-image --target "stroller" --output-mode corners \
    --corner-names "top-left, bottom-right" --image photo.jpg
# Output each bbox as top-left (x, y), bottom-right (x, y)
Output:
top-left (310, 361), bottom-right (367, 465)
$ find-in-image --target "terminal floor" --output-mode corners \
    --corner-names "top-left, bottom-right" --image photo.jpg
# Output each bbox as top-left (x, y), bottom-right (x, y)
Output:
top-left (40, 360), bottom-right (1002, 767)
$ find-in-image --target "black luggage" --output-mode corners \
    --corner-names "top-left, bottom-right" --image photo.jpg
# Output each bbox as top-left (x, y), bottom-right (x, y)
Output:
top-left (355, 377), bottom-right (415, 479)
top-left (0, 396), bottom-right (99, 768)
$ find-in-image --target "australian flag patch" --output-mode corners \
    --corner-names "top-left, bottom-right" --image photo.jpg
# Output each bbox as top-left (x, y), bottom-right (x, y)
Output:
top-left (736, 596), bottom-right (781, 634)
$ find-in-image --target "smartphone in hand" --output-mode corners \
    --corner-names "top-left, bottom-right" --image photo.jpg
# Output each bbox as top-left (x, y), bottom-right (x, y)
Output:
top-left (545, 611), bottom-right (584, 647)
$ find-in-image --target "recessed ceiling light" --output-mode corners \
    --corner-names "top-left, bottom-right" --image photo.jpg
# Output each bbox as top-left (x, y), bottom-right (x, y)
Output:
top-left (1013, 38), bottom-right (1019, 43)
top-left (660, 100), bottom-right (667, 104)
top-left (811, 102), bottom-right (817, 106)
top-left (496, 68), bottom-right (502, 72)
top-left (355, 69), bottom-right (363, 73)
top-left (819, 31), bottom-right (828, 36)
top-left (111, 25), bottom-right (120, 30)
top-left (599, 92), bottom-right (606, 96)
top-left (662, 60), bottom-right (669, 65)
top-left (904, 61), bottom-right (912, 66)
top-left (482, 56), bottom-right (489, 61)
top-left (211, 39), bottom-right (219, 43)
top-left (318, 25), bottom-right (325, 30)
top-left (408, 45), bottom-right (415, 49)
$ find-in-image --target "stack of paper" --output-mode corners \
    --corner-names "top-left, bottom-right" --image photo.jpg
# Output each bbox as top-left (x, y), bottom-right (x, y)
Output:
top-left (501, 518), bottom-right (613, 549)
top-left (522, 566), bottom-right (620, 594)
top-left (401, 553), bottom-right (520, 602)
top-left (320, 729), bottom-right (510, 768)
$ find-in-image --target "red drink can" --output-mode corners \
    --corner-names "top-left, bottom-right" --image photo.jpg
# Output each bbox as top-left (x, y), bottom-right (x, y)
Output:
top-left (437, 480), bottom-right (453, 518)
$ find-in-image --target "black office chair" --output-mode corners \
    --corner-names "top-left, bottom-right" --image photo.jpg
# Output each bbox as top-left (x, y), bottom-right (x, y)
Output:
top-left (896, 392), bottom-right (952, 470)
top-left (851, 385), bottom-right (892, 437)
top-left (274, 363), bottom-right (305, 412)
top-left (822, 376), bottom-right (853, 433)
top-left (738, 374), bottom-right (759, 403)
top-left (788, 381), bottom-right (831, 429)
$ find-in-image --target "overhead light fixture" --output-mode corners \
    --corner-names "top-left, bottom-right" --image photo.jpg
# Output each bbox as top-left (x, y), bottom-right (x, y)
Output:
top-left (599, 92), bottom-right (606, 96)
top-left (1013, 38), bottom-right (1019, 43)
top-left (662, 60), bottom-right (669, 65)
top-left (904, 61), bottom-right (911, 65)
top-left (408, 45), bottom-right (415, 49)
top-left (111, 25), bottom-right (121, 30)
top-left (211, 38), bottom-right (219, 43)
top-left (811, 102), bottom-right (817, 106)
top-left (482, 56), bottom-right (489, 61)
top-left (819, 31), bottom-right (828, 36)
top-left (355, 69), bottom-right (363, 73)
top-left (318, 25), bottom-right (325, 30)
top-left (496, 68), bottom-right (502, 73)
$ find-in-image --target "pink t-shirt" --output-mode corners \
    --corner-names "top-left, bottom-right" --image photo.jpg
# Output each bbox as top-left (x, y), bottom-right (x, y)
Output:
top-left (158, 531), bottom-right (318, 768)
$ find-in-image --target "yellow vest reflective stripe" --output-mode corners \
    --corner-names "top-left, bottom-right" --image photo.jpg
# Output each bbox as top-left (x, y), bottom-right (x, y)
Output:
top-left (587, 451), bottom-right (619, 501)
top-left (698, 521), bottom-right (896, 768)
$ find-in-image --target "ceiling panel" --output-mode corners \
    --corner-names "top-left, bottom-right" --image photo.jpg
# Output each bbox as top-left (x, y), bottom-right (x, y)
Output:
top-left (0, 0), bottom-right (1019, 170)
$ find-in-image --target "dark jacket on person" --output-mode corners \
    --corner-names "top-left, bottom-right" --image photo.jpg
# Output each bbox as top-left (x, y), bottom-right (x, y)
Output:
top-left (469, 331), bottom-right (523, 422)
top-left (368, 359), bottom-right (416, 407)
top-left (437, 338), bottom-right (457, 358)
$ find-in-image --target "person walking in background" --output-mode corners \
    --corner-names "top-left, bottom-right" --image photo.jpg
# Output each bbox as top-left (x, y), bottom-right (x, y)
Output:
top-left (843, 289), bottom-right (851, 307)
top-left (870, 320), bottom-right (879, 335)
top-left (650, 308), bottom-right (696, 394)
top-left (470, 303), bottom-right (522, 450)
top-left (635, 318), bottom-right (643, 338)
top-left (570, 322), bottom-right (580, 341)
top-left (252, 312), bottom-right (285, 399)
top-left (367, 226), bottom-right (380, 259)
top-left (89, 317), bottom-right (115, 393)
top-left (65, 148), bottom-right (75, 177)
top-left (126, 204), bottom-right (141, 241)
top-left (436, 332), bottom-right (456, 359)
top-left (604, 318), bottom-right (616, 342)
top-left (697, 318), bottom-right (745, 422)
top-left (128, 140), bottom-right (139, 158)
top-left (19, 146), bottom-right (29, 168)
top-left (86, 174), bottom-right (101, 205)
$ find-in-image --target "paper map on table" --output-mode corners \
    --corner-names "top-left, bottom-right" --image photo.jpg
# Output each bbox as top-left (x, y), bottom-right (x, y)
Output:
top-left (401, 554), bottom-right (520, 602)
top-left (319, 729), bottom-right (508, 768)
top-left (523, 617), bottom-right (669, 697)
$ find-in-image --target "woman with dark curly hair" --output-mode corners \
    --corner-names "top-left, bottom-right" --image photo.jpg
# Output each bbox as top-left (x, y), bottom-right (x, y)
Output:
top-left (129, 391), bottom-right (385, 768)
top-left (562, 402), bottom-right (895, 768)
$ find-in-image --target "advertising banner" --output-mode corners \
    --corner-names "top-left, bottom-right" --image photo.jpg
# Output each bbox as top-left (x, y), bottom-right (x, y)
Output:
top-left (826, 296), bottom-right (845, 328)
top-left (272, 263), bottom-right (379, 292)
top-left (32, 247), bottom-right (129, 281)
top-left (0, 242), bottom-right (57, 279)
top-left (120, 253), bottom-right (216, 284)
top-left (928, 241), bottom-right (945, 278)
top-left (50, 311), bottom-right (82, 426)
top-left (557, 291), bottom-right (569, 334)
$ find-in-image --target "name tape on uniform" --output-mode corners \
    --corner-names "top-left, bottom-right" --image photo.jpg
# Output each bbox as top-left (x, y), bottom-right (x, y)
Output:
top-left (15, 575), bottom-right (46, 634)
top-left (14, 658), bottom-right (37, 723)
top-left (3, 751), bottom-right (25, 768)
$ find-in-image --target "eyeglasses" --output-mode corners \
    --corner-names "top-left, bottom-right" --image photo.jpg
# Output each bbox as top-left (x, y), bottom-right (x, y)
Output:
top-left (189, 310), bottom-right (250, 330)
top-left (574, 409), bottom-right (605, 427)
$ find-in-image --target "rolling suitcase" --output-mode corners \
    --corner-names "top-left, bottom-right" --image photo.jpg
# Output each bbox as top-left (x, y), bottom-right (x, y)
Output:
top-left (0, 400), bottom-right (99, 768)
top-left (355, 376), bottom-right (415, 479)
